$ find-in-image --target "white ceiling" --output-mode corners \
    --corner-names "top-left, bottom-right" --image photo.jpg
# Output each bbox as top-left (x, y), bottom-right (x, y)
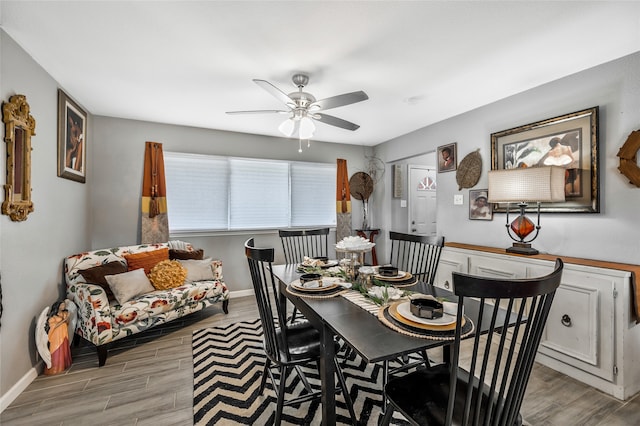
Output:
top-left (2, 1), bottom-right (640, 146)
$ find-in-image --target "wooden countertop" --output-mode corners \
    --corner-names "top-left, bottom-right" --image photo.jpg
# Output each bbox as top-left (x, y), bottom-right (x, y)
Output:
top-left (445, 242), bottom-right (640, 322)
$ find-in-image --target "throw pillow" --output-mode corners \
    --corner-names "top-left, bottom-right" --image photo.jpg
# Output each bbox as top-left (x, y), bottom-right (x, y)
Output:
top-left (123, 248), bottom-right (169, 275)
top-left (169, 248), bottom-right (204, 260)
top-left (105, 268), bottom-right (155, 305)
top-left (148, 260), bottom-right (187, 290)
top-left (79, 261), bottom-right (127, 302)
top-left (178, 258), bottom-right (215, 282)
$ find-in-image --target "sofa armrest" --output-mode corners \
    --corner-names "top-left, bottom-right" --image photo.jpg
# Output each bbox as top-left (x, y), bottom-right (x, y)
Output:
top-left (67, 283), bottom-right (114, 346)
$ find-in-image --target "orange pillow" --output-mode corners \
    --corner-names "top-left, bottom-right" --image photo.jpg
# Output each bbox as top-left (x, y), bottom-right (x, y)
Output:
top-left (124, 248), bottom-right (169, 275)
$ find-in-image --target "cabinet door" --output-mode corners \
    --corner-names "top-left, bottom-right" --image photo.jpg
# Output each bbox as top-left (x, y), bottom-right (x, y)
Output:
top-left (435, 251), bottom-right (468, 291)
top-left (539, 268), bottom-right (615, 381)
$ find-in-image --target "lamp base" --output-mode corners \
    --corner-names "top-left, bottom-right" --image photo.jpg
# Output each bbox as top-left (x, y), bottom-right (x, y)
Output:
top-left (506, 242), bottom-right (539, 256)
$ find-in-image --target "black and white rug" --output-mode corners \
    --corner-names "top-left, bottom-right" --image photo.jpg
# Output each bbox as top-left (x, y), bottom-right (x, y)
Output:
top-left (192, 319), bottom-right (410, 425)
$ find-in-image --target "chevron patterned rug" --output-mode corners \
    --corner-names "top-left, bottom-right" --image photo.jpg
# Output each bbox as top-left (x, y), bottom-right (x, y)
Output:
top-left (192, 318), bottom-right (411, 425)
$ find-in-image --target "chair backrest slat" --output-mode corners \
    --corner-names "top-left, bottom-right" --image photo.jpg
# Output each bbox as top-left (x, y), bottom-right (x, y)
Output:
top-left (388, 231), bottom-right (444, 284)
top-left (445, 259), bottom-right (563, 426)
top-left (279, 228), bottom-right (330, 264)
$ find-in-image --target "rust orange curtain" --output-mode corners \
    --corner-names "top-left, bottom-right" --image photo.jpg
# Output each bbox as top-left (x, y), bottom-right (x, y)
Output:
top-left (141, 141), bottom-right (169, 243)
top-left (336, 159), bottom-right (352, 242)
top-left (336, 158), bottom-right (351, 213)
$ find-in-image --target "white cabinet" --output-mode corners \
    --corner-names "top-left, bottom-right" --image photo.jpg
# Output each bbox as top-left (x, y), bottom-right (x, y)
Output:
top-left (436, 244), bottom-right (640, 400)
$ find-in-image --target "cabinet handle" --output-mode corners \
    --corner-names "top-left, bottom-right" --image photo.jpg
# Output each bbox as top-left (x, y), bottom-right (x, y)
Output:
top-left (444, 280), bottom-right (450, 289)
top-left (561, 314), bottom-right (572, 327)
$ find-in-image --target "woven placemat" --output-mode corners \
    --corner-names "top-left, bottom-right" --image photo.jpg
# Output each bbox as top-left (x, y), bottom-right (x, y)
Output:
top-left (378, 303), bottom-right (474, 340)
top-left (286, 284), bottom-right (348, 299)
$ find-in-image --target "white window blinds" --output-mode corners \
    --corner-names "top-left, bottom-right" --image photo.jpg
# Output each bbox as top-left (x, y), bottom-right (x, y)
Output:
top-left (164, 152), bottom-right (336, 232)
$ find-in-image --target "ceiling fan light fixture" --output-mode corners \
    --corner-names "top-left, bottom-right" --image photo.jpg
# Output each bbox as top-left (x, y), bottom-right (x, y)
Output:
top-left (278, 118), bottom-right (295, 137)
top-left (299, 116), bottom-right (315, 139)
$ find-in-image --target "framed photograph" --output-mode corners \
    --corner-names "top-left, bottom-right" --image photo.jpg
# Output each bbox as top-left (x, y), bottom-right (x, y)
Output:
top-left (437, 142), bottom-right (457, 173)
top-left (469, 189), bottom-right (492, 220)
top-left (57, 89), bottom-right (86, 183)
top-left (491, 106), bottom-right (599, 213)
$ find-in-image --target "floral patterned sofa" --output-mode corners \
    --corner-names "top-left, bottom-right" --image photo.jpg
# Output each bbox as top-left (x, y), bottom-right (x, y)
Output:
top-left (64, 242), bottom-right (229, 366)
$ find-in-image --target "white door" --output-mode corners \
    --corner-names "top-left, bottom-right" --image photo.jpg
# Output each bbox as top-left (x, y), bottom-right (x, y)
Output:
top-left (408, 165), bottom-right (437, 235)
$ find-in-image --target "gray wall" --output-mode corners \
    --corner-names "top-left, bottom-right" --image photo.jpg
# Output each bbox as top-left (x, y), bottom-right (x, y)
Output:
top-left (1, 32), bottom-right (91, 402)
top-left (374, 51), bottom-right (640, 265)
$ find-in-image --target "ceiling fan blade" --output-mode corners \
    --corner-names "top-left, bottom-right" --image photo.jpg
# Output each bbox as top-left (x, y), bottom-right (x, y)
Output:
top-left (226, 109), bottom-right (289, 115)
top-left (311, 91), bottom-right (368, 111)
top-left (253, 79), bottom-right (295, 107)
top-left (314, 113), bottom-right (360, 131)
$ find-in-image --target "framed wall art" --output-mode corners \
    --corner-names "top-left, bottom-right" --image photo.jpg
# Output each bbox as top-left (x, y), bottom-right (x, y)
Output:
top-left (469, 189), bottom-right (492, 220)
top-left (57, 89), bottom-right (87, 183)
top-left (491, 106), bottom-right (599, 213)
top-left (437, 142), bottom-right (457, 173)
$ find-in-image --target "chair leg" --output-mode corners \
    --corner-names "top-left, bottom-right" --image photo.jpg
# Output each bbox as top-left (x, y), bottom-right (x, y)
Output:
top-left (419, 349), bottom-right (432, 368)
top-left (260, 358), bottom-right (271, 393)
top-left (274, 365), bottom-right (288, 426)
top-left (382, 360), bottom-right (390, 414)
top-left (334, 358), bottom-right (357, 425)
top-left (294, 365), bottom-right (314, 393)
top-left (289, 307), bottom-right (299, 324)
top-left (380, 404), bottom-right (394, 426)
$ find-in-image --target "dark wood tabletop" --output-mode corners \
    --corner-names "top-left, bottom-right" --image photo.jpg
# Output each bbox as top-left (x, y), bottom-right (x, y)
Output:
top-left (270, 263), bottom-right (515, 426)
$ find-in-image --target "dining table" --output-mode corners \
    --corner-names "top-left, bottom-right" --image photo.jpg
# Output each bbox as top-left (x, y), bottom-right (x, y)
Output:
top-left (271, 263), bottom-right (517, 426)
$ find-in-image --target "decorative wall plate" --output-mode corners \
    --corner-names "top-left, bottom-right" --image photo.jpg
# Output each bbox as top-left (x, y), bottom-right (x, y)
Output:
top-left (456, 149), bottom-right (482, 190)
top-left (617, 130), bottom-right (640, 187)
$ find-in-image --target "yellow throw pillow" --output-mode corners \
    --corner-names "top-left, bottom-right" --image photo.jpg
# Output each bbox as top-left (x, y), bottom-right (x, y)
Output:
top-left (148, 259), bottom-right (187, 290)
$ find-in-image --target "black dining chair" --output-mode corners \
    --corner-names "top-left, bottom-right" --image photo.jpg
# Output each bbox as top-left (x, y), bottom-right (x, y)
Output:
top-left (388, 231), bottom-right (444, 287)
top-left (379, 232), bottom-right (445, 411)
top-left (279, 227), bottom-right (330, 264)
top-left (381, 259), bottom-right (564, 426)
top-left (279, 227), bottom-right (330, 323)
top-left (244, 238), bottom-right (356, 426)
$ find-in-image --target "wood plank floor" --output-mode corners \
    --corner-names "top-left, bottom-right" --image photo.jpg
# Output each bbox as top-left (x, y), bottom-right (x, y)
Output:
top-left (2, 295), bottom-right (639, 425)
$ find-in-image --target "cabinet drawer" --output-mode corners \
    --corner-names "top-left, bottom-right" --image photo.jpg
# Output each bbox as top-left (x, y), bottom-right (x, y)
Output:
top-left (468, 256), bottom-right (527, 279)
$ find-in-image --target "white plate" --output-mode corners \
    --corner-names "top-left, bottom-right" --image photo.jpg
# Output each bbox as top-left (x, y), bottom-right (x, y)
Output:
top-left (396, 301), bottom-right (456, 326)
top-left (374, 271), bottom-right (407, 280)
top-left (320, 260), bottom-right (339, 269)
top-left (300, 259), bottom-right (339, 268)
top-left (291, 276), bottom-right (350, 291)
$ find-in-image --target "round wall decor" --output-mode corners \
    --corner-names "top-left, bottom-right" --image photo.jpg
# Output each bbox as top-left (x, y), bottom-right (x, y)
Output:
top-left (617, 130), bottom-right (640, 188)
top-left (456, 149), bottom-right (482, 190)
top-left (349, 172), bottom-right (374, 200)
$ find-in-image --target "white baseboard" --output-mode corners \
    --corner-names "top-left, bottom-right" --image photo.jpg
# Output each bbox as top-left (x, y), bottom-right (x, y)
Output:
top-left (229, 289), bottom-right (254, 298)
top-left (0, 362), bottom-right (40, 413)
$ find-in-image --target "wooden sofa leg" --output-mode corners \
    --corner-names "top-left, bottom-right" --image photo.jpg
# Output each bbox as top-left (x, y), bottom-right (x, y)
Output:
top-left (222, 299), bottom-right (229, 314)
top-left (97, 345), bottom-right (108, 367)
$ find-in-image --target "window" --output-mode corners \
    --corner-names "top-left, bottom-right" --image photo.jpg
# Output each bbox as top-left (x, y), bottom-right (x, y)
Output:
top-left (164, 152), bottom-right (336, 232)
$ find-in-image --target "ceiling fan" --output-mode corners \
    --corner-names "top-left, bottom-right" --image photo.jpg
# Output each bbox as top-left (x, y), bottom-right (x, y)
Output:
top-left (226, 73), bottom-right (368, 140)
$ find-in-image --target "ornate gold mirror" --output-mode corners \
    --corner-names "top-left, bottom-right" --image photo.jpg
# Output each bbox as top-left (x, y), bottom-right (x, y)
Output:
top-left (2, 94), bottom-right (35, 221)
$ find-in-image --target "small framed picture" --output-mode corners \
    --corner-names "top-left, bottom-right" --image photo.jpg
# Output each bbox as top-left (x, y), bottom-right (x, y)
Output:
top-left (57, 89), bottom-right (87, 183)
top-left (469, 189), bottom-right (492, 220)
top-left (437, 142), bottom-right (457, 173)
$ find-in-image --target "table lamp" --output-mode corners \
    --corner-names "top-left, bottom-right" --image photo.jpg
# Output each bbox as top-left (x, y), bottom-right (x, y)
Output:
top-left (488, 166), bottom-right (565, 255)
